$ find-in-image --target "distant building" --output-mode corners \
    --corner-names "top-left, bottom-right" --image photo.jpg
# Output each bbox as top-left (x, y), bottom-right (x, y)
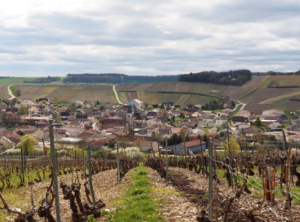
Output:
top-left (70, 100), bottom-right (84, 106)
top-left (164, 139), bottom-right (206, 155)
top-left (128, 99), bottom-right (143, 109)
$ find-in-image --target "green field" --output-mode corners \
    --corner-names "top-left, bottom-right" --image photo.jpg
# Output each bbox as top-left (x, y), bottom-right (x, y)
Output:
top-left (0, 77), bottom-right (67, 86)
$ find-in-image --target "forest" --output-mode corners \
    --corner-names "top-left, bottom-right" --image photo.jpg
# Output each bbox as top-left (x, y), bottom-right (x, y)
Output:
top-left (63, 73), bottom-right (179, 84)
top-left (24, 76), bottom-right (61, 83)
top-left (178, 69), bottom-right (252, 86)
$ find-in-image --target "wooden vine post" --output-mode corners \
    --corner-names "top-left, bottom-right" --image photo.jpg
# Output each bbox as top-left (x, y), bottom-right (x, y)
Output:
top-left (286, 145), bottom-right (294, 222)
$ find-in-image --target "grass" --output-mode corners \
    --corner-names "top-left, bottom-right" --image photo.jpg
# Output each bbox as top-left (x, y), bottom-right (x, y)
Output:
top-left (0, 77), bottom-right (67, 86)
top-left (112, 90), bottom-right (119, 104)
top-left (231, 104), bottom-right (243, 117)
top-left (216, 168), bottom-right (300, 204)
top-left (9, 86), bottom-right (19, 97)
top-left (109, 164), bottom-right (164, 222)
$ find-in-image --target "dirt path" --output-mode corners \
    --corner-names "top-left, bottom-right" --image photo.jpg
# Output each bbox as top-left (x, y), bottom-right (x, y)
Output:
top-left (147, 167), bottom-right (199, 221)
top-left (113, 85), bottom-right (123, 104)
top-left (235, 100), bottom-right (247, 111)
top-left (165, 167), bottom-right (300, 222)
top-left (7, 85), bottom-right (15, 100)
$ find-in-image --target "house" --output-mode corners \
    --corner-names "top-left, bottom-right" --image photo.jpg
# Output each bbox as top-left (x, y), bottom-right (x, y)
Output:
top-left (134, 114), bottom-right (146, 128)
top-left (292, 123), bottom-right (300, 131)
top-left (90, 138), bottom-right (111, 150)
top-left (231, 116), bottom-right (248, 126)
top-left (156, 128), bottom-right (172, 137)
top-left (59, 127), bottom-right (85, 137)
top-left (21, 100), bottom-right (35, 106)
top-left (0, 104), bottom-right (8, 112)
top-left (194, 104), bottom-right (203, 110)
top-left (235, 110), bottom-right (251, 118)
top-left (290, 134), bottom-right (300, 142)
top-left (70, 100), bottom-right (84, 106)
top-left (268, 122), bottom-right (282, 129)
top-left (262, 116), bottom-right (279, 123)
top-left (279, 115), bottom-right (289, 123)
top-left (36, 98), bottom-right (50, 104)
top-left (215, 117), bottom-right (228, 126)
top-left (262, 109), bottom-right (284, 116)
top-left (147, 111), bottom-right (158, 119)
top-left (164, 139), bottom-right (206, 155)
top-left (0, 132), bottom-right (21, 149)
top-left (14, 125), bottom-right (37, 133)
top-left (100, 119), bottom-right (126, 130)
top-left (128, 99), bottom-right (143, 109)
top-left (220, 109), bottom-right (232, 117)
top-left (243, 126), bottom-right (264, 136)
top-left (263, 132), bottom-right (284, 141)
top-left (136, 140), bottom-right (159, 152)
top-left (77, 131), bottom-right (101, 142)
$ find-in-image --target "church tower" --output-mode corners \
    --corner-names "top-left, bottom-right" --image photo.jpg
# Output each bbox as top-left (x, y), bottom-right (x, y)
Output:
top-left (126, 105), bottom-right (134, 133)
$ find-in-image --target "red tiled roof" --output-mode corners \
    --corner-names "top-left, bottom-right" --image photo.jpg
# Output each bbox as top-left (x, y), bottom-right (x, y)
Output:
top-left (181, 139), bottom-right (206, 147)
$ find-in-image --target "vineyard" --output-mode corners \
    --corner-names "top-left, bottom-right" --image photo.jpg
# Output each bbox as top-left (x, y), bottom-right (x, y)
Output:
top-left (2, 126), bottom-right (300, 221)
top-left (0, 122), bottom-right (139, 222)
top-left (143, 140), bottom-right (300, 222)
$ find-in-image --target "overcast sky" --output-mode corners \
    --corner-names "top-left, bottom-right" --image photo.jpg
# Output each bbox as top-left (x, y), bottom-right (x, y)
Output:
top-left (1, 0), bottom-right (300, 77)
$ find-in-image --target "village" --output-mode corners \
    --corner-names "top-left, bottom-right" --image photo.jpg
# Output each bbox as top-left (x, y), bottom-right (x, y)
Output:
top-left (1, 97), bottom-right (299, 155)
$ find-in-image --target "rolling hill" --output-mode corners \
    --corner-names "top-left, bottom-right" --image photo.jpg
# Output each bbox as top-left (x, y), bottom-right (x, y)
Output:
top-left (1, 75), bottom-right (300, 111)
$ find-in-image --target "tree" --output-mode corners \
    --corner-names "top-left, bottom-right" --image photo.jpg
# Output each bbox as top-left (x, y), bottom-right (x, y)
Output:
top-left (68, 103), bottom-right (77, 113)
top-left (162, 109), bottom-right (167, 116)
top-left (220, 137), bottom-right (240, 155)
top-left (42, 100), bottom-right (47, 105)
top-left (160, 103), bottom-right (165, 109)
top-left (179, 128), bottom-right (186, 142)
top-left (147, 105), bottom-right (153, 110)
top-left (52, 95), bottom-right (60, 103)
top-left (19, 104), bottom-right (27, 115)
top-left (254, 116), bottom-right (262, 128)
top-left (197, 134), bottom-right (201, 139)
top-left (185, 134), bottom-right (190, 142)
top-left (204, 128), bottom-right (210, 135)
top-left (203, 134), bottom-right (208, 143)
top-left (55, 114), bottom-right (62, 123)
top-left (166, 104), bottom-right (171, 110)
top-left (16, 89), bottom-right (21, 97)
top-left (268, 135), bottom-right (277, 141)
top-left (19, 135), bottom-right (37, 153)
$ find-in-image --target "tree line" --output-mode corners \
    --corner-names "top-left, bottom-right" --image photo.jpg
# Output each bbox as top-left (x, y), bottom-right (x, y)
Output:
top-left (24, 76), bottom-right (61, 83)
top-left (63, 73), bottom-right (179, 84)
top-left (178, 69), bottom-right (252, 86)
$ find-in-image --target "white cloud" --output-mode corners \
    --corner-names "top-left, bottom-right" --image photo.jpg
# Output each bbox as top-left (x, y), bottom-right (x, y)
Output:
top-left (0, 0), bottom-right (300, 76)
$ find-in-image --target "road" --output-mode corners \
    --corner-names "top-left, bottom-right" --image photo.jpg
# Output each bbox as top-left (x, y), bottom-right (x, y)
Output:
top-left (113, 85), bottom-right (123, 104)
top-left (235, 100), bottom-right (247, 111)
top-left (7, 85), bottom-right (15, 100)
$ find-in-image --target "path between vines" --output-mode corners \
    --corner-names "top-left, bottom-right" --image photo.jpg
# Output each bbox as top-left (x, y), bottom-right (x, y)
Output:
top-left (2, 165), bottom-right (300, 221)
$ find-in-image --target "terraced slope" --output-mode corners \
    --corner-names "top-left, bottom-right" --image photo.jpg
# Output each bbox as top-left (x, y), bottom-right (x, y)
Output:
top-left (7, 85), bottom-right (114, 103)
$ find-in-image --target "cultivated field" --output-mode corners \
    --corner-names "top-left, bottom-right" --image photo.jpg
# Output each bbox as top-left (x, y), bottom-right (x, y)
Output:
top-left (118, 92), bottom-right (128, 103)
top-left (0, 77), bottom-right (66, 85)
top-left (0, 85), bottom-right (9, 99)
top-left (264, 75), bottom-right (300, 88)
top-left (13, 85), bottom-right (114, 103)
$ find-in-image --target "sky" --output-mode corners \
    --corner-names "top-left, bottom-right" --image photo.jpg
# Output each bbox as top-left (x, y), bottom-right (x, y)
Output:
top-left (0, 0), bottom-right (300, 77)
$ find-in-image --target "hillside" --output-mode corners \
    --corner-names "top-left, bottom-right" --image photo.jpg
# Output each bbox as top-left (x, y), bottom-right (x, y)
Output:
top-left (1, 75), bottom-right (300, 111)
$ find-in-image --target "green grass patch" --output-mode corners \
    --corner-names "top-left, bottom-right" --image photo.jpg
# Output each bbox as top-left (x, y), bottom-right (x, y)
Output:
top-left (231, 105), bottom-right (242, 117)
top-left (109, 164), bottom-right (164, 222)
top-left (9, 86), bottom-right (19, 97)
top-left (112, 90), bottom-right (118, 104)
